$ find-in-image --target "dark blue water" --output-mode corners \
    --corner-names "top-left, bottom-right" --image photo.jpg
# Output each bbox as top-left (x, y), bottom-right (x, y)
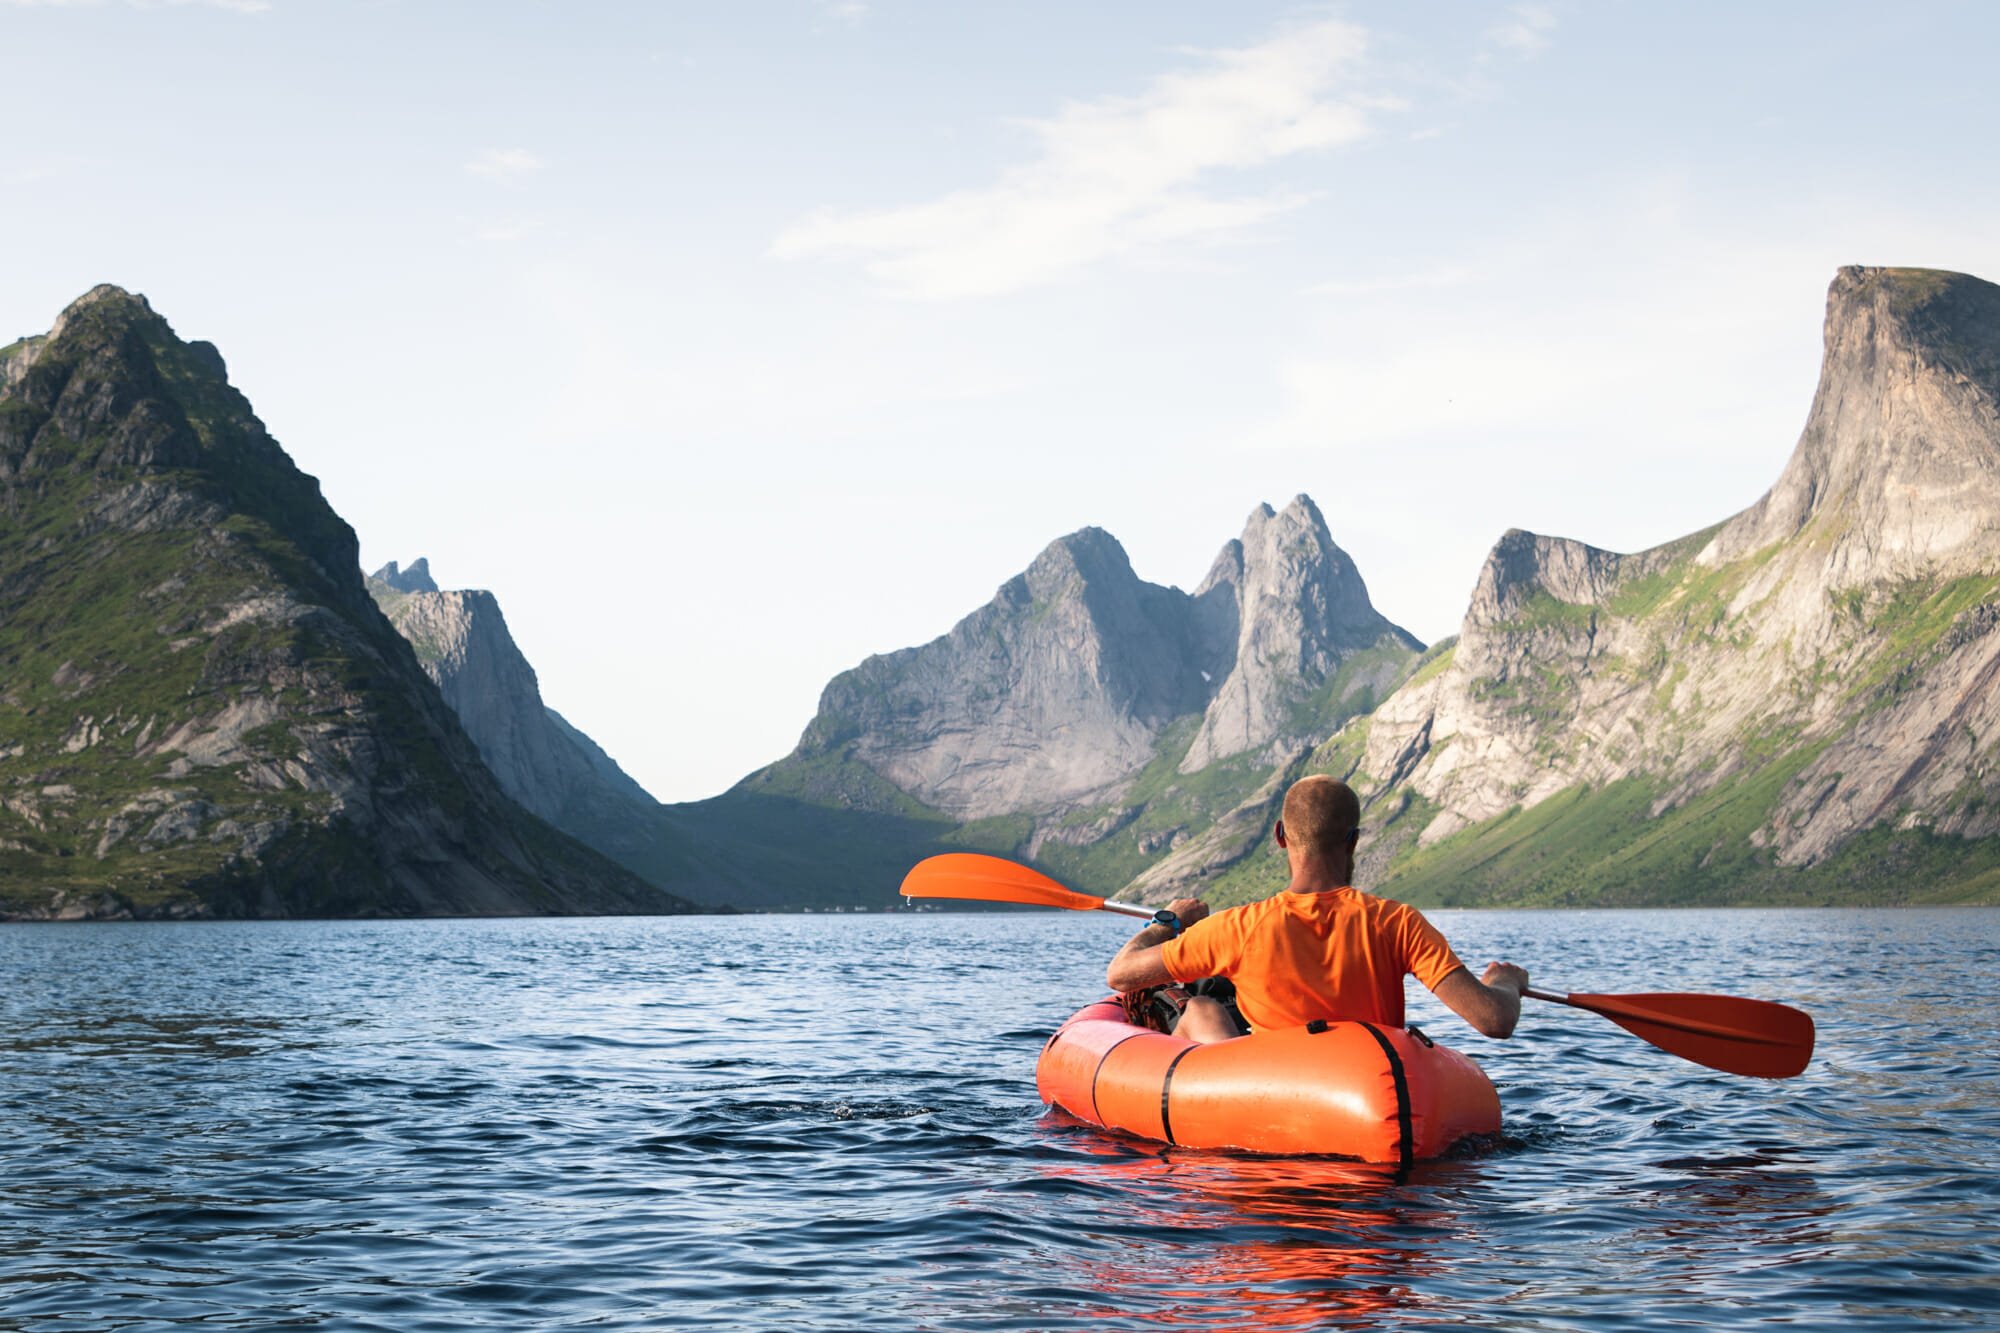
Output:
top-left (1, 909), bottom-right (1995, 1331)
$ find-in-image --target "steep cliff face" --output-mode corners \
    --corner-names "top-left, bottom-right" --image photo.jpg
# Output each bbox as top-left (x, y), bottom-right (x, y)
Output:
top-left (1181, 497), bottom-right (1421, 773)
top-left (1216, 265), bottom-right (2000, 906)
top-left (366, 568), bottom-right (675, 865)
top-left (0, 286), bottom-right (695, 919)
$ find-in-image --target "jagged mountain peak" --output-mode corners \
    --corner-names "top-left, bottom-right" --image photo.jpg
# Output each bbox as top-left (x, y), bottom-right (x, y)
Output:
top-left (797, 522), bottom-right (1214, 819)
top-left (1180, 493), bottom-right (1421, 773)
top-left (1469, 528), bottom-right (1646, 626)
top-left (371, 558), bottom-right (440, 594)
top-left (48, 283), bottom-right (151, 343)
top-left (1009, 525), bottom-right (1139, 601)
top-left (1700, 265), bottom-right (2000, 579)
top-left (1196, 495), bottom-right (1385, 621)
top-left (3, 280), bottom-right (360, 611)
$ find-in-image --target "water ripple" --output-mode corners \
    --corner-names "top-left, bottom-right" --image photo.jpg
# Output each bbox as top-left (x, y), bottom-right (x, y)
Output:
top-left (0, 909), bottom-right (1994, 1330)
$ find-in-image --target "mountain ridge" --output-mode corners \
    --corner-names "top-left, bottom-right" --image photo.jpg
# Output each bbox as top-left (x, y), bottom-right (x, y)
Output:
top-left (717, 494), bottom-right (1425, 902)
top-left (1143, 266), bottom-right (2000, 908)
top-left (0, 285), bottom-right (700, 920)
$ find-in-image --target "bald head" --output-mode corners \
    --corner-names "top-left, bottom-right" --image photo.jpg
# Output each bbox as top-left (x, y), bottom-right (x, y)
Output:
top-left (1281, 776), bottom-right (1361, 862)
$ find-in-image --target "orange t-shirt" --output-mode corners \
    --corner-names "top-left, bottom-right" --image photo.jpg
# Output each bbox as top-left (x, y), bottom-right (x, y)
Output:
top-left (1158, 887), bottom-right (1464, 1030)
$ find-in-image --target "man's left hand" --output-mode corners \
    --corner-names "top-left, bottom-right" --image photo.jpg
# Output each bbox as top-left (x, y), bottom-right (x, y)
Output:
top-left (1168, 897), bottom-right (1209, 930)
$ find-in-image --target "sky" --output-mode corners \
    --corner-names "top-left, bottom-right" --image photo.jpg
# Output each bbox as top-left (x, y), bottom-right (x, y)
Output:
top-left (4, 1), bottom-right (1998, 802)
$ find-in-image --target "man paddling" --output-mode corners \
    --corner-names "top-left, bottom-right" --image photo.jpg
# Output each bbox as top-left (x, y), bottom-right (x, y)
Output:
top-left (1106, 775), bottom-right (1529, 1044)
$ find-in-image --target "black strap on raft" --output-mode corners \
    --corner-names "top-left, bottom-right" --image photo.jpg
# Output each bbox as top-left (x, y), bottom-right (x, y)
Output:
top-left (1357, 1022), bottom-right (1415, 1170)
top-left (1158, 1046), bottom-right (1195, 1145)
top-left (1088, 1032), bottom-right (1146, 1126)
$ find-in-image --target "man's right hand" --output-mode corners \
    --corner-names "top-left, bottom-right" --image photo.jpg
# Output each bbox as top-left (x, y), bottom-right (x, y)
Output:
top-left (1482, 961), bottom-right (1528, 996)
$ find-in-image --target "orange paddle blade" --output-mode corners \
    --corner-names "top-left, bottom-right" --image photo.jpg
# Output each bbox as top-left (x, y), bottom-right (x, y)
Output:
top-left (899, 853), bottom-right (1107, 911)
top-left (1560, 991), bottom-right (1815, 1079)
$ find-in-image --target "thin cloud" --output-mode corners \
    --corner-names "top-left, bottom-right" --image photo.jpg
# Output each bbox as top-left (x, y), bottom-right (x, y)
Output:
top-left (1484, 4), bottom-right (1558, 57)
top-left (465, 149), bottom-right (550, 183)
top-left (772, 18), bottom-right (1384, 299)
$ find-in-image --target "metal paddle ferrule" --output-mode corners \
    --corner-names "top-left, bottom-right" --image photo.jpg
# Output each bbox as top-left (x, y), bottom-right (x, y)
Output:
top-left (1098, 898), bottom-right (1159, 922)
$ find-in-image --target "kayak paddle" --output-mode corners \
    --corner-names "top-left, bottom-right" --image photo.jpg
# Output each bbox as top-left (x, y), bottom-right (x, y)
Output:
top-left (899, 852), bottom-right (1160, 921)
top-left (1522, 987), bottom-right (1814, 1079)
top-left (899, 853), bottom-right (1817, 1078)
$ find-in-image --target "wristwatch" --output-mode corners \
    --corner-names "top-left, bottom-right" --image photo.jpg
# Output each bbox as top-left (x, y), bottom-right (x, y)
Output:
top-left (1151, 909), bottom-right (1182, 937)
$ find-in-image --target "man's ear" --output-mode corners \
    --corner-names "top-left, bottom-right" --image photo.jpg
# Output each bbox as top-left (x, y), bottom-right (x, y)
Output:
top-left (1274, 819), bottom-right (1287, 848)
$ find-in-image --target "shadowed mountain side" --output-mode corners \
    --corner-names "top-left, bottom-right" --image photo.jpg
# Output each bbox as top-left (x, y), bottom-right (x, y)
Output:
top-left (0, 286), bottom-right (699, 919)
top-left (365, 564), bottom-right (979, 908)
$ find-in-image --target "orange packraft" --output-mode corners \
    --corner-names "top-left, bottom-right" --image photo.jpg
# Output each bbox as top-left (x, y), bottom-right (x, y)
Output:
top-left (1036, 999), bottom-right (1501, 1164)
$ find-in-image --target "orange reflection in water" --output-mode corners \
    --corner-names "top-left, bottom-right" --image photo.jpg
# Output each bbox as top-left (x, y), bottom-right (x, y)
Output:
top-left (1036, 1114), bottom-right (1482, 1330)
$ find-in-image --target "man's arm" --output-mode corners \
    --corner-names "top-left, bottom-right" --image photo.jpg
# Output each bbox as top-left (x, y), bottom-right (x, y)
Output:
top-left (1105, 898), bottom-right (1208, 992)
top-left (1432, 962), bottom-right (1529, 1038)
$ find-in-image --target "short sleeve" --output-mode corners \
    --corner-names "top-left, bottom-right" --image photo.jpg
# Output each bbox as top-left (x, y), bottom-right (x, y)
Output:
top-left (1158, 911), bottom-right (1235, 984)
top-left (1393, 903), bottom-right (1464, 989)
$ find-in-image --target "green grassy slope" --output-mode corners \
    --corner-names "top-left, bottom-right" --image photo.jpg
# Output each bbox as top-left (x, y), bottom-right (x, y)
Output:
top-left (1371, 764), bottom-right (2000, 907)
top-left (1356, 552), bottom-right (2000, 908)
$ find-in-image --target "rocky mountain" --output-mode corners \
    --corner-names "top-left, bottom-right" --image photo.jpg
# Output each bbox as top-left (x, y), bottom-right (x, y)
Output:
top-left (373, 558), bottom-right (437, 593)
top-left (361, 500), bottom-right (1422, 910)
top-left (332, 263), bottom-right (2000, 911)
top-left (1146, 266), bottom-right (2000, 907)
top-left (0, 285), bottom-right (700, 920)
top-left (364, 565), bottom-right (697, 869)
top-left (731, 495), bottom-right (1424, 898)
top-left (360, 559), bottom-right (916, 911)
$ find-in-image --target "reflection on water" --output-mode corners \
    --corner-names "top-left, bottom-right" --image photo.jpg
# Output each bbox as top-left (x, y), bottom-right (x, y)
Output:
top-left (2, 1012), bottom-right (291, 1060)
top-left (1030, 1145), bottom-right (1440, 1330)
top-left (0, 909), bottom-right (1996, 1330)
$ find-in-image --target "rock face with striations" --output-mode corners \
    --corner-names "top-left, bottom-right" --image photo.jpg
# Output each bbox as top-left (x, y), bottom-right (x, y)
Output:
top-left (366, 565), bottom-right (668, 863)
top-left (1180, 499), bottom-right (1421, 773)
top-left (799, 525), bottom-right (1220, 820)
top-left (1150, 266), bottom-right (2000, 906)
top-left (0, 285), bottom-right (698, 919)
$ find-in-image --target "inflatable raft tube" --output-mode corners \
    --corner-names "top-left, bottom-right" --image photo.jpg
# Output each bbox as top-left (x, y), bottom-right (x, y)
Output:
top-left (1037, 999), bottom-right (1501, 1164)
